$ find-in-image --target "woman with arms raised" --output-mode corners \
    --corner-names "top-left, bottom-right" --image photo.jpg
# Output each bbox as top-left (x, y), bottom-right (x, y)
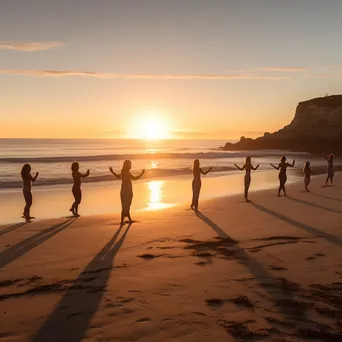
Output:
top-left (270, 156), bottom-right (295, 197)
top-left (70, 162), bottom-right (90, 217)
top-left (21, 164), bottom-right (39, 222)
top-left (191, 159), bottom-right (212, 211)
top-left (234, 156), bottom-right (260, 202)
top-left (110, 160), bottom-right (145, 226)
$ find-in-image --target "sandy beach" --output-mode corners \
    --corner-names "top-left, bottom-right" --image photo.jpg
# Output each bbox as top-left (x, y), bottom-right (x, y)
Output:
top-left (0, 169), bottom-right (296, 225)
top-left (0, 173), bottom-right (341, 341)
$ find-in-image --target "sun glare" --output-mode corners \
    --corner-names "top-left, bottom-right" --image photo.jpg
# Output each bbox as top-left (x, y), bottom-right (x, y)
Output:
top-left (130, 110), bottom-right (171, 140)
top-left (146, 181), bottom-right (174, 210)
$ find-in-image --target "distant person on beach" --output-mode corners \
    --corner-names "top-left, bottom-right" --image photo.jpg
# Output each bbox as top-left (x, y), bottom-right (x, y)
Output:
top-left (109, 160), bottom-right (145, 226)
top-left (234, 156), bottom-right (260, 202)
top-left (270, 156), bottom-right (295, 196)
top-left (323, 152), bottom-right (334, 186)
top-left (303, 161), bottom-right (315, 192)
top-left (70, 162), bottom-right (90, 217)
top-left (21, 164), bottom-right (39, 222)
top-left (191, 159), bottom-right (212, 211)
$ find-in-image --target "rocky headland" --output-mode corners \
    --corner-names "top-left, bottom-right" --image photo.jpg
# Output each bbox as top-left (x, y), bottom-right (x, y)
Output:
top-left (223, 95), bottom-right (342, 154)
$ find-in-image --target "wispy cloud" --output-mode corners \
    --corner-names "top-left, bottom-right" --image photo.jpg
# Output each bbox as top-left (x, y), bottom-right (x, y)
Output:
top-left (0, 41), bottom-right (62, 51)
top-left (171, 129), bottom-right (264, 139)
top-left (254, 67), bottom-right (309, 72)
top-left (0, 69), bottom-right (290, 80)
top-left (305, 73), bottom-right (342, 79)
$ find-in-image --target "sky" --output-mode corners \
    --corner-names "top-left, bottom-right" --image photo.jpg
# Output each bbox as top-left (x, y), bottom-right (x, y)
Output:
top-left (0, 0), bottom-right (342, 139)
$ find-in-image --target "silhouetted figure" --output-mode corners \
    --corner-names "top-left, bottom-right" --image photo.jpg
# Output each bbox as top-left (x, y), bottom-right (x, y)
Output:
top-left (21, 164), bottom-right (39, 222)
top-left (235, 156), bottom-right (260, 202)
top-left (303, 161), bottom-right (315, 192)
top-left (109, 160), bottom-right (145, 226)
top-left (70, 162), bottom-right (90, 217)
top-left (323, 152), bottom-right (334, 186)
top-left (191, 159), bottom-right (212, 211)
top-left (270, 156), bottom-right (295, 196)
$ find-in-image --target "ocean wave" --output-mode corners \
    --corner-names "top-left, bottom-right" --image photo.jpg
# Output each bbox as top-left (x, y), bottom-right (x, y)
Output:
top-left (0, 150), bottom-right (309, 163)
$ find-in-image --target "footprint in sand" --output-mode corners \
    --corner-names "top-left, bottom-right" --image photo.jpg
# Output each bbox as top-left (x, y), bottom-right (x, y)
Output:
top-left (230, 295), bottom-right (254, 308)
top-left (192, 251), bottom-right (213, 258)
top-left (205, 298), bottom-right (225, 307)
top-left (117, 296), bottom-right (134, 303)
top-left (66, 312), bottom-right (82, 320)
top-left (137, 253), bottom-right (159, 260)
top-left (269, 265), bottom-right (287, 271)
top-left (0, 278), bottom-right (23, 288)
top-left (136, 318), bottom-right (151, 323)
top-left (195, 261), bottom-right (207, 266)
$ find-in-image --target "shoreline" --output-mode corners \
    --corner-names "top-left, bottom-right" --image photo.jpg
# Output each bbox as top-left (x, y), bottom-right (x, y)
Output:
top-left (0, 170), bottom-right (304, 225)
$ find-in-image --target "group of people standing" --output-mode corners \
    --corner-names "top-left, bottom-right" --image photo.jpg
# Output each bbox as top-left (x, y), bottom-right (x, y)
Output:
top-left (20, 152), bottom-right (335, 224)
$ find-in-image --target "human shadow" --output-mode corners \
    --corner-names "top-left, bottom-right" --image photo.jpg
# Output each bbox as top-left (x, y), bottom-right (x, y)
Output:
top-left (31, 223), bottom-right (132, 342)
top-left (0, 222), bottom-right (28, 237)
top-left (0, 218), bottom-right (76, 269)
top-left (286, 196), bottom-right (342, 215)
top-left (251, 203), bottom-right (342, 247)
top-left (195, 211), bottom-right (308, 324)
top-left (309, 192), bottom-right (342, 203)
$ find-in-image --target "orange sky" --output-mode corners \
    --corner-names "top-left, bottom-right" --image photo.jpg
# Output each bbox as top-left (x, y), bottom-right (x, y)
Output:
top-left (1, 1), bottom-right (342, 139)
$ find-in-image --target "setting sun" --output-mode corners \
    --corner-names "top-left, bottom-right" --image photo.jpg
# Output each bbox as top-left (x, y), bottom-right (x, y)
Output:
top-left (129, 110), bottom-right (171, 140)
top-left (141, 119), bottom-right (169, 140)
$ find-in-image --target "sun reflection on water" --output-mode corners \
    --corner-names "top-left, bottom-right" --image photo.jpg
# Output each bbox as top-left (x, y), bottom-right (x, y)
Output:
top-left (146, 181), bottom-right (174, 210)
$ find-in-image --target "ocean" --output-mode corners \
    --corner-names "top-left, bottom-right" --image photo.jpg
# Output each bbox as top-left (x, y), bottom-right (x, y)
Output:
top-left (0, 138), bottom-right (322, 190)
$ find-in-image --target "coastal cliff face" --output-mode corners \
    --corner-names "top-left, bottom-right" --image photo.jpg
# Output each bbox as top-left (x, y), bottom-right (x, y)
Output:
top-left (223, 95), bottom-right (342, 154)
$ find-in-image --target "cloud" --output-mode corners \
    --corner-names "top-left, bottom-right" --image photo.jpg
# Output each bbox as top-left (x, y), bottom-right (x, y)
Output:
top-left (171, 129), bottom-right (264, 139)
top-left (0, 69), bottom-right (290, 80)
top-left (305, 73), bottom-right (342, 79)
top-left (254, 67), bottom-right (309, 72)
top-left (0, 41), bottom-right (62, 51)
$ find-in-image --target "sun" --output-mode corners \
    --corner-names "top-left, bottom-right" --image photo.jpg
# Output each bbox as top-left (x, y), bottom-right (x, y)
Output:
top-left (141, 119), bottom-right (169, 140)
top-left (130, 110), bottom-right (171, 140)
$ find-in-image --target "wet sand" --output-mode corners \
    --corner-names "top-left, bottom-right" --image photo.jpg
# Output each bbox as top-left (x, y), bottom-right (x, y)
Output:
top-left (0, 174), bottom-right (341, 341)
top-left (0, 169), bottom-right (293, 224)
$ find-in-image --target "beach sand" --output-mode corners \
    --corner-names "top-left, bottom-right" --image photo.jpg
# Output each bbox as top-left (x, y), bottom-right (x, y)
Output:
top-left (0, 174), bottom-right (341, 341)
top-left (0, 170), bottom-right (290, 225)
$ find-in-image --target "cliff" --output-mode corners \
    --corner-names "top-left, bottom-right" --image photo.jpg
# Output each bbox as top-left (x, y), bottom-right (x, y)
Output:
top-left (223, 95), bottom-right (342, 154)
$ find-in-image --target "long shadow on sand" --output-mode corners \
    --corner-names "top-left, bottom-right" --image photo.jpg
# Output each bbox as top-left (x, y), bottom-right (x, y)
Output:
top-left (0, 222), bottom-right (28, 237)
top-left (196, 211), bottom-right (282, 280)
top-left (31, 223), bottom-right (132, 342)
top-left (251, 203), bottom-right (342, 247)
top-left (195, 212), bottom-right (342, 339)
top-left (0, 218), bottom-right (76, 269)
top-left (286, 196), bottom-right (342, 215)
top-left (309, 193), bottom-right (342, 203)
top-left (195, 211), bottom-right (315, 338)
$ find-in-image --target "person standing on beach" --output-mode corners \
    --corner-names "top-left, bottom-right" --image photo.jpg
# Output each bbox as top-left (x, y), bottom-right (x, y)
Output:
top-left (234, 156), bottom-right (260, 202)
top-left (109, 160), bottom-right (145, 226)
top-left (70, 162), bottom-right (90, 217)
top-left (191, 159), bottom-right (212, 211)
top-left (303, 161), bottom-right (315, 192)
top-left (323, 152), bottom-right (334, 186)
top-left (21, 164), bottom-right (39, 222)
top-left (270, 156), bottom-right (295, 196)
